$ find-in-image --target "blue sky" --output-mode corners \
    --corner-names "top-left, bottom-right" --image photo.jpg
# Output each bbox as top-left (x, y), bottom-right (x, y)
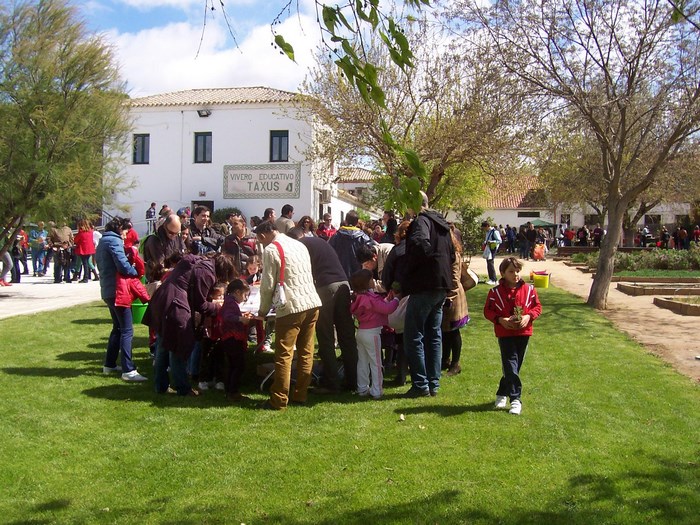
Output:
top-left (81, 0), bottom-right (322, 97)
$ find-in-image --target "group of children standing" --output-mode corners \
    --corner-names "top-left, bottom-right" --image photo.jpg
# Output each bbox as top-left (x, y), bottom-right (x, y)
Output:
top-left (342, 256), bottom-right (541, 415)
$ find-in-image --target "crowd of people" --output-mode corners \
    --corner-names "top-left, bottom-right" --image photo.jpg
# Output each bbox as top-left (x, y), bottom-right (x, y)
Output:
top-left (1, 199), bottom-right (547, 414)
top-left (83, 195), bottom-right (541, 415)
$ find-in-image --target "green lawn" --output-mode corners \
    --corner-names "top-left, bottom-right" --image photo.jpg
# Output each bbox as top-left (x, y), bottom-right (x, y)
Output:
top-left (615, 269), bottom-right (700, 278)
top-left (1, 286), bottom-right (698, 524)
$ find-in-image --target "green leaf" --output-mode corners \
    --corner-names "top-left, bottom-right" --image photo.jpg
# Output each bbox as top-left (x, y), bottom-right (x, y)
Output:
top-left (322, 6), bottom-right (337, 33)
top-left (369, 83), bottom-right (386, 108)
top-left (274, 34), bottom-right (295, 62)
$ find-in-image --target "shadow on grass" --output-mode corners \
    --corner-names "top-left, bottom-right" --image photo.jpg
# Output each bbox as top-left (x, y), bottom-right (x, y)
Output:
top-left (56, 351), bottom-right (100, 362)
top-left (392, 402), bottom-right (494, 417)
top-left (2, 367), bottom-right (88, 378)
top-left (71, 318), bottom-right (111, 325)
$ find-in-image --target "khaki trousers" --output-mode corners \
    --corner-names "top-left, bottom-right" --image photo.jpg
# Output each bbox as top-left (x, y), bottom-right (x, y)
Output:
top-left (269, 307), bottom-right (320, 408)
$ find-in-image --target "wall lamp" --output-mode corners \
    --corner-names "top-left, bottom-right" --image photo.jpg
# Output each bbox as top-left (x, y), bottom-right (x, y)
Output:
top-left (197, 109), bottom-right (212, 118)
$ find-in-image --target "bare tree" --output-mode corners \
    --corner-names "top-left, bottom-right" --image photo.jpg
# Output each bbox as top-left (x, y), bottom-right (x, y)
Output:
top-left (455, 0), bottom-right (700, 308)
top-left (299, 19), bottom-right (525, 212)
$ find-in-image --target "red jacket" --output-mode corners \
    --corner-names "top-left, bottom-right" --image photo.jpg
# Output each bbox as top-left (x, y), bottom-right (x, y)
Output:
top-left (484, 280), bottom-right (541, 338)
top-left (73, 230), bottom-right (96, 256)
top-left (115, 247), bottom-right (150, 307)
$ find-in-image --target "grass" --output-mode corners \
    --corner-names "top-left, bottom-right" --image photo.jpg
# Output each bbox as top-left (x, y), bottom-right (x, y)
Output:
top-left (672, 296), bottom-right (700, 304)
top-left (1, 286), bottom-right (699, 524)
top-left (615, 269), bottom-right (700, 278)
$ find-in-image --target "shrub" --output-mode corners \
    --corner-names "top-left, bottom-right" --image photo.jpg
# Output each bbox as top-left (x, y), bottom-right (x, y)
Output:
top-left (583, 246), bottom-right (700, 272)
top-left (211, 207), bottom-right (243, 224)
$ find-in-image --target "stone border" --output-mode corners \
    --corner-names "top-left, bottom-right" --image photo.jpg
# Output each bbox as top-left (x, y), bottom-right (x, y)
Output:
top-left (653, 297), bottom-right (700, 316)
top-left (617, 283), bottom-right (700, 296)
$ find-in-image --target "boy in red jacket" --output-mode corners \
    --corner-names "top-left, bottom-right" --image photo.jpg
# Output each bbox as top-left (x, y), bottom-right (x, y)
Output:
top-left (483, 257), bottom-right (542, 415)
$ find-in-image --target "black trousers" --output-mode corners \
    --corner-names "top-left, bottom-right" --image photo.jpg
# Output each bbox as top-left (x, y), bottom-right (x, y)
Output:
top-left (220, 338), bottom-right (247, 394)
top-left (496, 336), bottom-right (529, 401)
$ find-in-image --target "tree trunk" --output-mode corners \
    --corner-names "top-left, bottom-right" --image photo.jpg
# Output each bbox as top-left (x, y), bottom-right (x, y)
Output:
top-left (587, 205), bottom-right (625, 309)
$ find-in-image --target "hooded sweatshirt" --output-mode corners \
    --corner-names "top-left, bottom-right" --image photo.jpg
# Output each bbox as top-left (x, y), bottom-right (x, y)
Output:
top-left (402, 210), bottom-right (455, 295)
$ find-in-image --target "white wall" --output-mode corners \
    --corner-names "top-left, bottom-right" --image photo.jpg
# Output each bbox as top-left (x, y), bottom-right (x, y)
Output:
top-left (108, 103), bottom-right (320, 236)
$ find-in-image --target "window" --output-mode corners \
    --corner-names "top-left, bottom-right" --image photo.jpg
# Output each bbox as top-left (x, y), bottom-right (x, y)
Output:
top-left (270, 130), bottom-right (289, 162)
top-left (194, 132), bottom-right (212, 163)
top-left (133, 134), bottom-right (150, 164)
top-left (674, 214), bottom-right (689, 226)
top-left (584, 214), bottom-right (603, 226)
top-left (517, 211), bottom-right (540, 218)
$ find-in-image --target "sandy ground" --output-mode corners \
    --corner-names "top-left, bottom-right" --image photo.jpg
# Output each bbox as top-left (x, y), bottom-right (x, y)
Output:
top-left (468, 255), bottom-right (700, 383)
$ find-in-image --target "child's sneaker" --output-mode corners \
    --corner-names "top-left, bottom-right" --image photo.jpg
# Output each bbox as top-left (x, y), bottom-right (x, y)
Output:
top-left (214, 382), bottom-right (225, 391)
top-left (495, 395), bottom-right (508, 409)
top-left (509, 399), bottom-right (522, 415)
top-left (197, 381), bottom-right (210, 391)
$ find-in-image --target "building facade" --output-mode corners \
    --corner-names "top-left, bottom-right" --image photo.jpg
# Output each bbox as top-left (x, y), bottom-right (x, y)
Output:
top-left (107, 87), bottom-right (341, 235)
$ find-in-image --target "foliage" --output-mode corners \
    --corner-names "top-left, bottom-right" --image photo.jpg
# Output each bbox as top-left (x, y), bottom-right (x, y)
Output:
top-left (211, 206), bottom-right (243, 224)
top-left (0, 0), bottom-right (130, 241)
top-left (1, 289), bottom-right (699, 523)
top-left (455, 0), bottom-right (700, 308)
top-left (575, 246), bottom-right (700, 272)
top-left (300, 19), bottom-right (521, 214)
top-left (454, 202), bottom-right (485, 255)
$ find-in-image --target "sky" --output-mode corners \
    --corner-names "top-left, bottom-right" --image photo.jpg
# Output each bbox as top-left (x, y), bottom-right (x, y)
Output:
top-left (81, 0), bottom-right (323, 98)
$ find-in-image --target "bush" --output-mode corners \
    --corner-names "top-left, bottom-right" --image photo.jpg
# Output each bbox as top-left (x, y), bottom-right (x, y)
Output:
top-left (582, 245), bottom-right (700, 271)
top-left (211, 207), bottom-right (243, 224)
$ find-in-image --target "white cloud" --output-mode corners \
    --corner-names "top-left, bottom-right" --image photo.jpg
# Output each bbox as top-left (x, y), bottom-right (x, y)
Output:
top-left (108, 14), bottom-right (321, 96)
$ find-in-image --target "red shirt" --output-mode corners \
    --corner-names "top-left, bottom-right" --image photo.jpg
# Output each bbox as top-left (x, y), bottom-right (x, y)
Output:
top-left (484, 280), bottom-right (542, 338)
top-left (73, 230), bottom-right (96, 256)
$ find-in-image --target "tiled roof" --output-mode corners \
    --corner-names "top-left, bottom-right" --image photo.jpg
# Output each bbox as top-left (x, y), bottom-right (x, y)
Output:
top-left (336, 166), bottom-right (378, 183)
top-left (481, 175), bottom-right (549, 209)
top-left (129, 87), bottom-right (298, 107)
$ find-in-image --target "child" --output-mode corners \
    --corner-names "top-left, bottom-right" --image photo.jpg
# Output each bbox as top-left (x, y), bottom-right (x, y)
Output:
top-left (219, 279), bottom-right (255, 402)
top-left (244, 255), bottom-right (261, 285)
top-left (115, 245), bottom-right (151, 381)
top-left (483, 257), bottom-right (542, 415)
top-left (196, 282), bottom-right (226, 391)
top-left (350, 269), bottom-right (399, 400)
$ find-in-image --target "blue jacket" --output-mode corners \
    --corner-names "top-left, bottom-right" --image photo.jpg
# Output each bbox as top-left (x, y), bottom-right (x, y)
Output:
top-left (328, 226), bottom-right (374, 279)
top-left (96, 231), bottom-right (137, 300)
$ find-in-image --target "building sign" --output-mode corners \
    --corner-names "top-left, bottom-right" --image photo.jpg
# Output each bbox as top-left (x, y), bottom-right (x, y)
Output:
top-left (223, 163), bottom-right (301, 199)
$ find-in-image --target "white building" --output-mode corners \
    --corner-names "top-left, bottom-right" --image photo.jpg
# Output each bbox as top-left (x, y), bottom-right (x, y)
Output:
top-left (107, 86), bottom-right (346, 235)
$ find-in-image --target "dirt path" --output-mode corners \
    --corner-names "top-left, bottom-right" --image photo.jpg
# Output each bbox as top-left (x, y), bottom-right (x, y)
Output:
top-left (468, 256), bottom-right (699, 383)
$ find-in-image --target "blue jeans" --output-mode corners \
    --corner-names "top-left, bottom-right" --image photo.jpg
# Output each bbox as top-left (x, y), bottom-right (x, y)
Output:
top-left (404, 290), bottom-right (446, 393)
top-left (154, 337), bottom-right (191, 395)
top-left (31, 247), bottom-right (46, 274)
top-left (497, 336), bottom-right (529, 401)
top-left (104, 298), bottom-right (135, 373)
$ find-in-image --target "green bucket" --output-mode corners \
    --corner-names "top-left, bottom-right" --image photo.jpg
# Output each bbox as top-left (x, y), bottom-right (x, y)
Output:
top-left (132, 300), bottom-right (148, 324)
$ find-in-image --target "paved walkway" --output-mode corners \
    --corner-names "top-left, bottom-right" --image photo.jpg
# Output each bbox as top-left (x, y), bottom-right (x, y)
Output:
top-left (0, 273), bottom-right (101, 320)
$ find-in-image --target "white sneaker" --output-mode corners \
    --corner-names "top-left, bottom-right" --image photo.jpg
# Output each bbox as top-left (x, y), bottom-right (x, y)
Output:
top-left (197, 381), bottom-right (210, 391)
top-left (262, 342), bottom-right (273, 353)
top-left (486, 280), bottom-right (498, 286)
top-left (495, 395), bottom-right (508, 409)
top-left (122, 370), bottom-right (147, 382)
top-left (214, 382), bottom-right (225, 391)
top-left (509, 399), bottom-right (522, 415)
top-left (103, 365), bottom-right (122, 375)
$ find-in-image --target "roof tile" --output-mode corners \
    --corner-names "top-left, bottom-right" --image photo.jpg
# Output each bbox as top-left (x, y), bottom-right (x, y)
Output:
top-left (129, 87), bottom-right (298, 107)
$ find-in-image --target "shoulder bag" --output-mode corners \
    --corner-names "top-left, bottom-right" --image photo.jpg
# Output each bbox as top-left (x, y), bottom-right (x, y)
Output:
top-left (271, 241), bottom-right (287, 307)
